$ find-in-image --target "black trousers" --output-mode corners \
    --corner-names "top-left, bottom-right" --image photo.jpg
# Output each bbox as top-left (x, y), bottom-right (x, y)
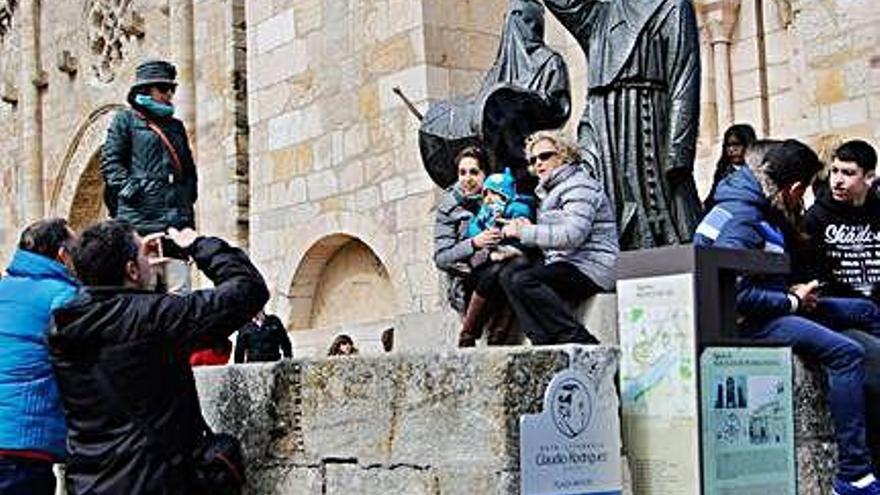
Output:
top-left (500, 260), bottom-right (601, 345)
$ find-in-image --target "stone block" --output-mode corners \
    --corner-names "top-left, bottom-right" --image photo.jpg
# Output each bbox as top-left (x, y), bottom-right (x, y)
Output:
top-left (816, 68), bottom-right (848, 105)
top-left (306, 169), bottom-right (339, 201)
top-left (248, 465), bottom-right (323, 495)
top-left (270, 143), bottom-right (313, 181)
top-left (829, 98), bottom-right (869, 129)
top-left (381, 176), bottom-right (407, 202)
top-left (365, 31), bottom-right (419, 77)
top-left (293, 0), bottom-right (323, 35)
top-left (324, 463), bottom-right (438, 495)
top-left (339, 160), bottom-right (365, 192)
top-left (575, 293), bottom-right (619, 345)
top-left (252, 40), bottom-right (309, 91)
top-left (255, 9), bottom-right (295, 55)
top-left (377, 65), bottom-right (429, 113)
top-left (353, 186), bottom-right (381, 211)
top-left (268, 107), bottom-right (323, 149)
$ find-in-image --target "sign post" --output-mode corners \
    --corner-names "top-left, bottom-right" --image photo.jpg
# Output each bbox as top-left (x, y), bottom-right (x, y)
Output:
top-left (700, 347), bottom-right (796, 494)
top-left (520, 352), bottom-right (623, 495)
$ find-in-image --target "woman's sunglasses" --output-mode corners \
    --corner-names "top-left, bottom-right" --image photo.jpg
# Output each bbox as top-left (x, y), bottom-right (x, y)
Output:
top-left (528, 150), bottom-right (558, 166)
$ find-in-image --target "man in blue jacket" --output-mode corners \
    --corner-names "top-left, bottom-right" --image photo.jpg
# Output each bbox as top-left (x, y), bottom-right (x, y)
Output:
top-left (0, 218), bottom-right (79, 495)
top-left (695, 139), bottom-right (880, 495)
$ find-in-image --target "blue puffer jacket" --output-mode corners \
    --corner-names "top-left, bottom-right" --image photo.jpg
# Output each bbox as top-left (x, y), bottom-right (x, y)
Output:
top-left (0, 249), bottom-right (79, 459)
top-left (694, 167), bottom-right (794, 324)
top-left (467, 168), bottom-right (536, 238)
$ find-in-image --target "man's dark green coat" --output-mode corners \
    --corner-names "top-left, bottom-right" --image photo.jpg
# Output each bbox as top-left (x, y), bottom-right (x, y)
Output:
top-left (101, 108), bottom-right (198, 235)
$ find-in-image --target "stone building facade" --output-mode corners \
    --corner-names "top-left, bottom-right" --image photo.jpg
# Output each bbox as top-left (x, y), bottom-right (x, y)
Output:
top-left (0, 0), bottom-right (877, 356)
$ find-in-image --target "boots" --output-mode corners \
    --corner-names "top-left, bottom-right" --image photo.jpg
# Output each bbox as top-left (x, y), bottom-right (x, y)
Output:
top-left (486, 304), bottom-right (516, 346)
top-left (458, 293), bottom-right (488, 347)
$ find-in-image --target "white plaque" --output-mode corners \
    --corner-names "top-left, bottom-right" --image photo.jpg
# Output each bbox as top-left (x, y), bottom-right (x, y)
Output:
top-left (520, 362), bottom-right (622, 495)
top-left (618, 273), bottom-right (700, 495)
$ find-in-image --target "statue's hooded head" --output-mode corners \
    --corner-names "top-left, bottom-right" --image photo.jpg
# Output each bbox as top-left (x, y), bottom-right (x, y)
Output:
top-left (508, 0), bottom-right (545, 51)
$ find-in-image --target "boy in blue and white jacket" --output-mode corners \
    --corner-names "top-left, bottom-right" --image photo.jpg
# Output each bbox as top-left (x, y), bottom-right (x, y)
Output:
top-left (695, 140), bottom-right (880, 495)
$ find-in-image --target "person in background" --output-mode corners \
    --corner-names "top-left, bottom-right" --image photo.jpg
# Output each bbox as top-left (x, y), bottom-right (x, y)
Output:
top-left (101, 59), bottom-right (198, 294)
top-left (234, 311), bottom-right (293, 363)
top-left (0, 219), bottom-right (79, 495)
top-left (328, 334), bottom-right (359, 357)
top-left (381, 328), bottom-right (394, 353)
top-left (704, 124), bottom-right (758, 210)
top-left (189, 338), bottom-right (233, 367)
top-left (695, 139), bottom-right (880, 495)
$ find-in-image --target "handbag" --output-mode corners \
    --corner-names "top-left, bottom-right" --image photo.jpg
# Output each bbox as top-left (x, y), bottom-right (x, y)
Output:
top-left (94, 365), bottom-right (246, 494)
top-left (190, 418), bottom-right (246, 495)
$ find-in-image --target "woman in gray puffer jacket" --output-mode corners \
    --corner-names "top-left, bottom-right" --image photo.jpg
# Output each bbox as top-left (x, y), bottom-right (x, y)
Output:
top-left (500, 130), bottom-right (618, 345)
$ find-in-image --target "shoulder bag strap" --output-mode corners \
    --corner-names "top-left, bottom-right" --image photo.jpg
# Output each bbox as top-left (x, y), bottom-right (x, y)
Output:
top-left (134, 110), bottom-right (185, 177)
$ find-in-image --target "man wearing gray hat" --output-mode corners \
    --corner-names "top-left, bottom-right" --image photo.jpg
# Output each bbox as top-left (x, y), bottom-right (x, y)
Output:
top-left (101, 59), bottom-right (198, 292)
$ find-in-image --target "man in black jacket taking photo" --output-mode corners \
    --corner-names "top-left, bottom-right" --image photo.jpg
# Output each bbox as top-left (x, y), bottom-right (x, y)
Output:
top-left (49, 220), bottom-right (268, 495)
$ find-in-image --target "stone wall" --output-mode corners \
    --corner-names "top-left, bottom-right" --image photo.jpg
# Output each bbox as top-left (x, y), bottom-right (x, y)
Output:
top-left (693, 0), bottom-right (880, 197)
top-left (194, 345), bottom-right (835, 494)
top-left (194, 345), bottom-right (620, 495)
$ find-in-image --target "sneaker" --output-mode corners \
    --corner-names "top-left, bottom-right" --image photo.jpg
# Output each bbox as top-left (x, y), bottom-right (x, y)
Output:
top-left (833, 474), bottom-right (880, 495)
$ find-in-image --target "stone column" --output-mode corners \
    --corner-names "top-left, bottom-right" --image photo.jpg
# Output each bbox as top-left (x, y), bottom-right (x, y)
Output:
top-left (18, 0), bottom-right (45, 225)
top-left (169, 0), bottom-right (198, 233)
top-left (698, 21), bottom-right (719, 143)
top-left (701, 0), bottom-right (742, 132)
top-left (169, 0), bottom-right (196, 148)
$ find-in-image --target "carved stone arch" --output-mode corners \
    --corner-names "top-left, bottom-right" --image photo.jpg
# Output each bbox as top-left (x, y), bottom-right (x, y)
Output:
top-left (0, 0), bottom-right (17, 39)
top-left (84, 0), bottom-right (143, 83)
top-left (287, 234), bottom-right (396, 331)
top-left (49, 103), bottom-right (125, 221)
top-left (274, 211), bottom-right (407, 332)
top-left (66, 151), bottom-right (108, 231)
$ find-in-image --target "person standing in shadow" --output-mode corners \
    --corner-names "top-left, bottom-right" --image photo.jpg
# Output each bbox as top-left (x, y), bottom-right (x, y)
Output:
top-left (234, 311), bottom-right (293, 363)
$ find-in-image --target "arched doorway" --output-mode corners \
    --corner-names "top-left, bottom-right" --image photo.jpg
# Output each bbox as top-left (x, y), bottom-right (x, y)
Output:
top-left (67, 151), bottom-right (108, 231)
top-left (286, 234), bottom-right (396, 355)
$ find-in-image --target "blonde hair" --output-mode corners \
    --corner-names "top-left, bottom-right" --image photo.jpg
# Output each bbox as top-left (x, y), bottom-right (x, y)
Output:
top-left (525, 130), bottom-right (580, 164)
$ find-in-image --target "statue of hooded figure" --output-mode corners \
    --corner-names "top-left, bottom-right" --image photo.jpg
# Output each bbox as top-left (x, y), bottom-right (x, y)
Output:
top-left (418, 0), bottom-right (571, 190)
top-left (541, 0), bottom-right (704, 250)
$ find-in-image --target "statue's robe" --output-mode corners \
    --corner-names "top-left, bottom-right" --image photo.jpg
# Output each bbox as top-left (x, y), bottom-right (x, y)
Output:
top-left (544, 0), bottom-right (703, 249)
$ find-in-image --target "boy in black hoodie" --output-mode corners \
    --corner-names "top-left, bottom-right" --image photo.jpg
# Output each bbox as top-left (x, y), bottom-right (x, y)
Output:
top-left (805, 140), bottom-right (880, 300)
top-left (805, 139), bottom-right (880, 471)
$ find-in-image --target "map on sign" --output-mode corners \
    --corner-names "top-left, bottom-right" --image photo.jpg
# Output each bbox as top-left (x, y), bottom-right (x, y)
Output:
top-left (618, 273), bottom-right (699, 495)
top-left (619, 277), bottom-right (695, 416)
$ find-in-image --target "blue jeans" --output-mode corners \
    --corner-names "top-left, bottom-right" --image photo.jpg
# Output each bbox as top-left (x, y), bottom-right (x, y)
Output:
top-left (0, 458), bottom-right (55, 495)
top-left (813, 296), bottom-right (880, 468)
top-left (813, 297), bottom-right (880, 336)
top-left (748, 314), bottom-right (873, 481)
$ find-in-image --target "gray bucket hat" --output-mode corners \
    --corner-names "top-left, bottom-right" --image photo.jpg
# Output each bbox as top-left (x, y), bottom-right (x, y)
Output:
top-left (131, 59), bottom-right (178, 90)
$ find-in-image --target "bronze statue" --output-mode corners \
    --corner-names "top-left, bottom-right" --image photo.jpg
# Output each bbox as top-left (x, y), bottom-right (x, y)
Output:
top-left (542, 0), bottom-right (703, 249)
top-left (417, 0), bottom-right (571, 189)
